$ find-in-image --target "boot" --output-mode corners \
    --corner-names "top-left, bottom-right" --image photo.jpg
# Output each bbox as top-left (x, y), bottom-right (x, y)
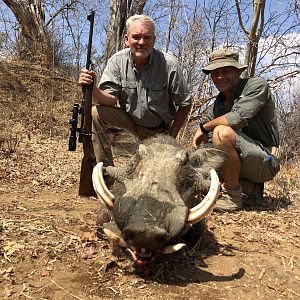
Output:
top-left (214, 184), bottom-right (243, 212)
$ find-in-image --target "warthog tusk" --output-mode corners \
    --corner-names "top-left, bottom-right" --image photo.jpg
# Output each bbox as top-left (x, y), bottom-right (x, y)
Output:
top-left (103, 228), bottom-right (128, 248)
top-left (92, 162), bottom-right (115, 209)
top-left (160, 243), bottom-right (186, 254)
top-left (188, 169), bottom-right (220, 224)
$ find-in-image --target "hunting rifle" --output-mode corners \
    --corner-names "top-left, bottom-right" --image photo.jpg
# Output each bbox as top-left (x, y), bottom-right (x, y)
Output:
top-left (68, 11), bottom-right (96, 196)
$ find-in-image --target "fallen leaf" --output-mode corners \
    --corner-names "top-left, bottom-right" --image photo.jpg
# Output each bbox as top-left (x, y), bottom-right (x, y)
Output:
top-left (81, 242), bottom-right (97, 259)
top-left (81, 230), bottom-right (98, 242)
top-left (40, 269), bottom-right (51, 277)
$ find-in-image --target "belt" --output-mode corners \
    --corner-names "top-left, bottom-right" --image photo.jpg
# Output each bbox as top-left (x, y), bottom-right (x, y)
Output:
top-left (266, 146), bottom-right (281, 160)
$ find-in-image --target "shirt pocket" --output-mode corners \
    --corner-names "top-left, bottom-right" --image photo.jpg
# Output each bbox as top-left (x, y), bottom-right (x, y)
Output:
top-left (120, 81), bottom-right (137, 106)
top-left (146, 82), bottom-right (168, 105)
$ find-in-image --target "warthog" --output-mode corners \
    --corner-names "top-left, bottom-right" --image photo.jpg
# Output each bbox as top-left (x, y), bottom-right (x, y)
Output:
top-left (92, 135), bottom-right (225, 267)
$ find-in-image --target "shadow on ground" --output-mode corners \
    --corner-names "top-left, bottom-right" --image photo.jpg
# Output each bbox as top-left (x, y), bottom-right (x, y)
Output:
top-left (244, 195), bottom-right (292, 212)
top-left (118, 222), bottom-right (246, 286)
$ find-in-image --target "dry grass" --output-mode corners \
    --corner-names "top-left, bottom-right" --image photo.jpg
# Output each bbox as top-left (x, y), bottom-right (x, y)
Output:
top-left (0, 59), bottom-right (299, 299)
top-left (0, 59), bottom-right (79, 150)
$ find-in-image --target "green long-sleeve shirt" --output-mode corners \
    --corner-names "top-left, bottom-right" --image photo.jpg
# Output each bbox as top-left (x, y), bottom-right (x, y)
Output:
top-left (205, 77), bottom-right (279, 148)
top-left (99, 48), bottom-right (192, 128)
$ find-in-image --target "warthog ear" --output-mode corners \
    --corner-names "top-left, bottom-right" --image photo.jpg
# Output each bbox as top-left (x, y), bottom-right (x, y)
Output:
top-left (174, 150), bottom-right (188, 164)
top-left (188, 147), bottom-right (226, 172)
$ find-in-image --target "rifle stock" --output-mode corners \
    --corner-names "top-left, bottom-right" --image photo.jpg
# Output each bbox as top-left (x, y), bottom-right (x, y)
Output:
top-left (68, 11), bottom-right (96, 196)
top-left (79, 10), bottom-right (96, 196)
top-left (78, 83), bottom-right (96, 196)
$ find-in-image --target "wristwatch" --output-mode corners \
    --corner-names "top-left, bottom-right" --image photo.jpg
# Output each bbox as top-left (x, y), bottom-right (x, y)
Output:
top-left (200, 123), bottom-right (209, 135)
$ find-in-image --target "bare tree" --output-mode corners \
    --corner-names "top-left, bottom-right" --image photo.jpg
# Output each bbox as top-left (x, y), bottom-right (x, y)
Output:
top-left (3, 0), bottom-right (51, 64)
top-left (1, 0), bottom-right (298, 95)
top-left (164, 0), bottom-right (179, 53)
top-left (235, 0), bottom-right (266, 77)
top-left (203, 0), bottom-right (229, 51)
top-left (171, 0), bottom-right (299, 142)
top-left (2, 0), bottom-right (80, 67)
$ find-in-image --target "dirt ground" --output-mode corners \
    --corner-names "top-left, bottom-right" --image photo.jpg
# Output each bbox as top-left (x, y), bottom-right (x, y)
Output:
top-left (0, 130), bottom-right (299, 300)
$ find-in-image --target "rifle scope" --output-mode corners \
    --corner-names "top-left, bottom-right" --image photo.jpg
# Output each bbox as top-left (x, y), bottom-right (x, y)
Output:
top-left (68, 103), bottom-right (80, 151)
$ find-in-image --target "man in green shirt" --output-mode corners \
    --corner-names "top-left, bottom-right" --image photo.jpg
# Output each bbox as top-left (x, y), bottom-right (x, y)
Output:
top-left (192, 48), bottom-right (280, 211)
top-left (79, 14), bottom-right (192, 169)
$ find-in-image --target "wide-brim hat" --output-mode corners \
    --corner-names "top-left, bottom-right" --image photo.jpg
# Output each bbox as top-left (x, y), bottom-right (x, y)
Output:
top-left (202, 48), bottom-right (248, 75)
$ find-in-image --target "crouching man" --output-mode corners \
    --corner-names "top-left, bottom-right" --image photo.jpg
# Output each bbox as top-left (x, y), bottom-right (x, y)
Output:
top-left (192, 48), bottom-right (280, 211)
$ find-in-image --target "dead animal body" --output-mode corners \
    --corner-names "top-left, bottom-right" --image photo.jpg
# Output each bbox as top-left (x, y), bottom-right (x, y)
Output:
top-left (92, 135), bottom-right (225, 269)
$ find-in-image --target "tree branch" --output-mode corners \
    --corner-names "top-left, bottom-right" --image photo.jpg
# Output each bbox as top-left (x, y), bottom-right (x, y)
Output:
top-left (234, 0), bottom-right (248, 35)
top-left (46, 0), bottom-right (79, 27)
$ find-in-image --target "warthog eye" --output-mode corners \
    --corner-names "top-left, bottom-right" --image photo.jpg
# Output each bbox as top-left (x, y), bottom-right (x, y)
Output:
top-left (124, 232), bottom-right (134, 242)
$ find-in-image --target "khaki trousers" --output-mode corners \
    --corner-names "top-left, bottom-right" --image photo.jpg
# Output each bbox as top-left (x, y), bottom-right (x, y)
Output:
top-left (91, 105), bottom-right (166, 166)
top-left (235, 131), bottom-right (280, 183)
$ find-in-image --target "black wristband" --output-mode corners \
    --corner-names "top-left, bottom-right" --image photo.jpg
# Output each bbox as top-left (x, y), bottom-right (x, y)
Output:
top-left (200, 123), bottom-right (209, 135)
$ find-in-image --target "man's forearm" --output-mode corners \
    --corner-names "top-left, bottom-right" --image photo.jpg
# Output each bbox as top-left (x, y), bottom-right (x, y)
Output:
top-left (92, 86), bottom-right (118, 106)
top-left (170, 105), bottom-right (192, 137)
top-left (202, 115), bottom-right (230, 133)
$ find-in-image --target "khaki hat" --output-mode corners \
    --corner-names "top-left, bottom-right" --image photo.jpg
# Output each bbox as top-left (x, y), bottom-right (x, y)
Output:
top-left (202, 48), bottom-right (248, 75)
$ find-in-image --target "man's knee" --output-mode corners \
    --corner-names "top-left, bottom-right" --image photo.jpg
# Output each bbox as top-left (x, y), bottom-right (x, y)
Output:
top-left (92, 105), bottom-right (112, 126)
top-left (91, 105), bottom-right (99, 121)
top-left (92, 106), bottom-right (104, 132)
top-left (212, 125), bottom-right (236, 147)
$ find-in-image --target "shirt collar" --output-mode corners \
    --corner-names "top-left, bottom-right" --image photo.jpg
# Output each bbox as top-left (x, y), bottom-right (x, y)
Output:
top-left (129, 49), bottom-right (154, 71)
top-left (233, 78), bottom-right (248, 99)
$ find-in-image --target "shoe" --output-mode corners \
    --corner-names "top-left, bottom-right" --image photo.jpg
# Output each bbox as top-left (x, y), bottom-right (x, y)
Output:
top-left (243, 183), bottom-right (264, 207)
top-left (239, 178), bottom-right (255, 194)
top-left (240, 178), bottom-right (264, 207)
top-left (214, 185), bottom-right (243, 212)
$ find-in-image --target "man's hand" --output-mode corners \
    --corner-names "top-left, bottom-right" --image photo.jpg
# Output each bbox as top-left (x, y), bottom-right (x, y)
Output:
top-left (192, 128), bottom-right (208, 149)
top-left (78, 68), bottom-right (96, 87)
top-left (78, 69), bottom-right (117, 106)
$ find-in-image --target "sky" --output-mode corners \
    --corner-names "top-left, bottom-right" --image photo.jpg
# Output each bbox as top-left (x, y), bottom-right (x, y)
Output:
top-left (0, 0), bottom-right (299, 100)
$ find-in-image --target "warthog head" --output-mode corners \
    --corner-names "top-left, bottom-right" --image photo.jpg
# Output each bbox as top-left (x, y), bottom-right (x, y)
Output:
top-left (92, 135), bottom-right (225, 267)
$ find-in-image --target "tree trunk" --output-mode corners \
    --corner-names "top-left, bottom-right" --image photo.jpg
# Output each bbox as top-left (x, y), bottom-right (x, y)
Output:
top-left (244, 0), bottom-right (265, 77)
top-left (235, 0), bottom-right (266, 77)
top-left (104, 0), bottom-right (147, 64)
top-left (3, 0), bottom-right (52, 66)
